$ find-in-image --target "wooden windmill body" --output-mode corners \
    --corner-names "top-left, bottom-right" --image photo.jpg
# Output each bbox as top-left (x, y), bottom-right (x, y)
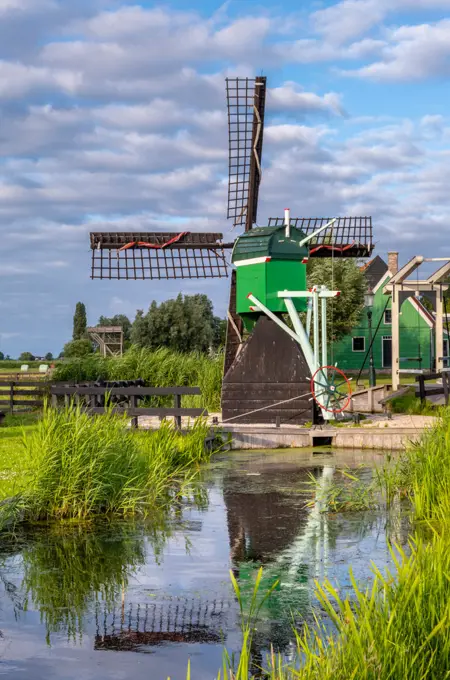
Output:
top-left (90, 78), bottom-right (374, 425)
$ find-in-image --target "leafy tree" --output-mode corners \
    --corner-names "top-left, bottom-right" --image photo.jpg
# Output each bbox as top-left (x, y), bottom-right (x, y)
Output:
top-left (307, 258), bottom-right (366, 343)
top-left (0, 351), bottom-right (4, 361)
top-left (73, 302), bottom-right (87, 340)
top-left (131, 294), bottom-right (224, 353)
top-left (212, 316), bottom-right (227, 349)
top-left (98, 314), bottom-right (132, 342)
top-left (130, 309), bottom-right (149, 347)
top-left (45, 352), bottom-right (53, 361)
top-left (19, 352), bottom-right (35, 362)
top-left (63, 339), bottom-right (94, 358)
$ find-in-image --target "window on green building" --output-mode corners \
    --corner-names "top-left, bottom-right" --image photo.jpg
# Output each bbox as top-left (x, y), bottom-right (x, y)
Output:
top-left (352, 337), bottom-right (365, 352)
top-left (384, 309), bottom-right (392, 324)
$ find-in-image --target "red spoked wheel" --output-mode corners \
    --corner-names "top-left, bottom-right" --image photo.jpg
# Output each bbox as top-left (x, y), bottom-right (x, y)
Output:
top-left (310, 366), bottom-right (352, 414)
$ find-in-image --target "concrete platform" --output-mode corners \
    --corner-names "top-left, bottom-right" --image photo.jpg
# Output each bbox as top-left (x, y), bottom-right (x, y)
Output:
top-left (134, 413), bottom-right (436, 452)
top-left (220, 425), bottom-right (426, 451)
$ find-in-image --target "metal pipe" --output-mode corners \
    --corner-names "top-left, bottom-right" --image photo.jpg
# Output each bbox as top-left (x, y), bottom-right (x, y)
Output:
top-left (284, 298), bottom-right (318, 375)
top-left (299, 218), bottom-right (337, 247)
top-left (277, 290), bottom-right (340, 298)
top-left (306, 299), bottom-right (313, 339)
top-left (284, 208), bottom-right (290, 238)
top-left (313, 288), bottom-right (320, 372)
top-left (321, 290), bottom-right (327, 374)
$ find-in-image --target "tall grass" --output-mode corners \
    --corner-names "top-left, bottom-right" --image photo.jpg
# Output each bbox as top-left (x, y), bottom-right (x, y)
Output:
top-left (0, 404), bottom-right (214, 527)
top-left (53, 346), bottom-right (223, 411)
top-left (206, 409), bottom-right (450, 680)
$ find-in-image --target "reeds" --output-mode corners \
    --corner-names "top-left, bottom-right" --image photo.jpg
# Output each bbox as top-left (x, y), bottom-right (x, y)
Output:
top-left (53, 346), bottom-right (223, 411)
top-left (204, 409), bottom-right (450, 680)
top-left (0, 404), bottom-right (215, 526)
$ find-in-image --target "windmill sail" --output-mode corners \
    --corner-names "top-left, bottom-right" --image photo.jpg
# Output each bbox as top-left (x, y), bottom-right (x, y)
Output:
top-left (226, 77), bottom-right (266, 232)
top-left (268, 217), bottom-right (373, 258)
top-left (90, 232), bottom-right (231, 280)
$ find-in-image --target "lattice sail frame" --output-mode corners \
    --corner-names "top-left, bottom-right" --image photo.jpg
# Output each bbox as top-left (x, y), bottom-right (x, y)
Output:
top-left (268, 217), bottom-right (373, 258)
top-left (90, 232), bottom-right (230, 280)
top-left (226, 76), bottom-right (266, 231)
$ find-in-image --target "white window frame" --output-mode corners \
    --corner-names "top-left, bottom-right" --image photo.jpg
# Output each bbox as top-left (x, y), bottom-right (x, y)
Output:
top-left (384, 309), bottom-right (392, 325)
top-left (352, 336), bottom-right (365, 352)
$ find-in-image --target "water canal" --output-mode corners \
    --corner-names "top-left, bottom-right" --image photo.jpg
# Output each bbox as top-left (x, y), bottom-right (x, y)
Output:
top-left (0, 449), bottom-right (408, 679)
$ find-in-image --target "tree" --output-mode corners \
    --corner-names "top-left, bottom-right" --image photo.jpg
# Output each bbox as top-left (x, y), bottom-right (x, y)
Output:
top-left (306, 258), bottom-right (366, 343)
top-left (130, 294), bottom-right (224, 353)
top-left (98, 314), bottom-right (132, 342)
top-left (45, 352), bottom-right (53, 361)
top-left (63, 339), bottom-right (94, 358)
top-left (19, 352), bottom-right (35, 362)
top-left (212, 316), bottom-right (227, 349)
top-left (73, 302), bottom-right (87, 340)
top-left (0, 351), bottom-right (4, 361)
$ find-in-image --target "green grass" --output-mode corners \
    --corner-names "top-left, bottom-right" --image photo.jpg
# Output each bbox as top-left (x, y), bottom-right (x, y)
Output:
top-left (0, 405), bottom-right (216, 528)
top-left (52, 346), bottom-right (223, 412)
top-left (207, 409), bottom-right (450, 680)
top-left (388, 388), bottom-right (437, 415)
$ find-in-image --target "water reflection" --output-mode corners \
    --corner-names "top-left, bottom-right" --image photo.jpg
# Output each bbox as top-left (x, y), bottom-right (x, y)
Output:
top-left (0, 450), bottom-right (403, 680)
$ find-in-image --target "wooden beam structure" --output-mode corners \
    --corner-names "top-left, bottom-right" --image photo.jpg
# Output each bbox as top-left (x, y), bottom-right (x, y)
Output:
top-left (383, 257), bottom-right (450, 390)
top-left (87, 326), bottom-right (124, 357)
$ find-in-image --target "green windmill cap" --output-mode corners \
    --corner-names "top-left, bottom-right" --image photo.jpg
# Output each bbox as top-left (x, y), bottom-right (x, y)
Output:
top-left (232, 225), bottom-right (309, 263)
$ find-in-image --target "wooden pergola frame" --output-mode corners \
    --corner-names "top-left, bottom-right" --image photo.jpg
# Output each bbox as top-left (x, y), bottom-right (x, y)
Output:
top-left (383, 256), bottom-right (450, 390)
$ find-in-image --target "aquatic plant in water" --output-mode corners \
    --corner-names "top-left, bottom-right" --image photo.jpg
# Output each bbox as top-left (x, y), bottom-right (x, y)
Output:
top-left (205, 409), bottom-right (450, 679)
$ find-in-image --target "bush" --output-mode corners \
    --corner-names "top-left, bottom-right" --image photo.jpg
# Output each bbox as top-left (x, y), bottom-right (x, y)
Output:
top-left (53, 346), bottom-right (223, 411)
top-left (1, 405), bottom-right (214, 525)
top-left (63, 339), bottom-right (94, 358)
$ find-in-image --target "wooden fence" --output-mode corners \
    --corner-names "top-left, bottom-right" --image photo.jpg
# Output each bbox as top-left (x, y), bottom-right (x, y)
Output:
top-left (0, 380), bottom-right (47, 414)
top-left (416, 372), bottom-right (450, 406)
top-left (50, 385), bottom-right (207, 428)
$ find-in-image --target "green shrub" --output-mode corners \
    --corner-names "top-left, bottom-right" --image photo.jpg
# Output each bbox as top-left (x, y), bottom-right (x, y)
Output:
top-left (0, 405), bottom-right (214, 526)
top-left (53, 346), bottom-right (223, 411)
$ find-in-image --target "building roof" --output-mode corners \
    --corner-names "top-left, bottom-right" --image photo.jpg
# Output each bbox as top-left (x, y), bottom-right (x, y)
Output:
top-left (360, 255), bottom-right (388, 291)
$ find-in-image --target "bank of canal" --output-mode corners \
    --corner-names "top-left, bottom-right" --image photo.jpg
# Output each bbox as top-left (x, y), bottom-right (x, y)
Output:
top-left (0, 448), bottom-right (404, 679)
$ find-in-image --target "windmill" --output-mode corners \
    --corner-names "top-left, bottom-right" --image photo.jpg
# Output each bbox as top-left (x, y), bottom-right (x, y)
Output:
top-left (89, 77), bottom-right (374, 425)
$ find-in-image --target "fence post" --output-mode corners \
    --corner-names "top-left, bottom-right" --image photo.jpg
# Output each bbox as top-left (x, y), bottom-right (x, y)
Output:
top-left (130, 395), bottom-right (138, 429)
top-left (9, 382), bottom-right (14, 414)
top-left (418, 376), bottom-right (426, 403)
top-left (51, 391), bottom-right (58, 409)
top-left (443, 373), bottom-right (449, 407)
top-left (174, 393), bottom-right (182, 430)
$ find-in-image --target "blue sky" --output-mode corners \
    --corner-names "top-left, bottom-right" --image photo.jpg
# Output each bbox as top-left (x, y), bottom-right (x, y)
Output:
top-left (1, 0), bottom-right (450, 357)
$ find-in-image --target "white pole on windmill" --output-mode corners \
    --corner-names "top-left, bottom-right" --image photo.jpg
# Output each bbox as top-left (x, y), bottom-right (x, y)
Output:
top-left (313, 287), bottom-right (320, 368)
top-left (306, 298), bottom-right (313, 338)
top-left (299, 218), bottom-right (337, 247)
top-left (285, 208), bottom-right (291, 238)
top-left (321, 286), bottom-right (328, 377)
top-left (284, 298), bottom-right (318, 375)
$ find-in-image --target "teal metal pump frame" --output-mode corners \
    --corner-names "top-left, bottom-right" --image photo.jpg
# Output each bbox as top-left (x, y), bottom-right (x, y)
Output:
top-left (247, 286), bottom-right (352, 420)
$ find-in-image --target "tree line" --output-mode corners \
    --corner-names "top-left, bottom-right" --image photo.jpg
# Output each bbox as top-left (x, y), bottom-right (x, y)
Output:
top-left (3, 259), bottom-right (371, 361)
top-left (63, 294), bottom-right (227, 358)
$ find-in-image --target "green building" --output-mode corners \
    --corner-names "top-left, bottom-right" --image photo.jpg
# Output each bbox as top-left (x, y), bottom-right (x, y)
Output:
top-left (333, 255), bottom-right (449, 373)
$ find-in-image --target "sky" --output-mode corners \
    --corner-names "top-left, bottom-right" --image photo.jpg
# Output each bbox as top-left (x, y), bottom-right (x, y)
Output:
top-left (1, 0), bottom-right (450, 357)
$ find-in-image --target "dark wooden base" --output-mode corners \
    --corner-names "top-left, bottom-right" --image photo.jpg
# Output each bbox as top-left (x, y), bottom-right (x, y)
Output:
top-left (222, 316), bottom-right (320, 425)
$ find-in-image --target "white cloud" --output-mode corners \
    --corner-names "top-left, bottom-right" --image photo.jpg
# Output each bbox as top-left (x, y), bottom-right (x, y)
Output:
top-left (1, 0), bottom-right (450, 356)
top-left (343, 19), bottom-right (450, 81)
top-left (269, 83), bottom-right (345, 116)
top-left (312, 0), bottom-right (450, 45)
